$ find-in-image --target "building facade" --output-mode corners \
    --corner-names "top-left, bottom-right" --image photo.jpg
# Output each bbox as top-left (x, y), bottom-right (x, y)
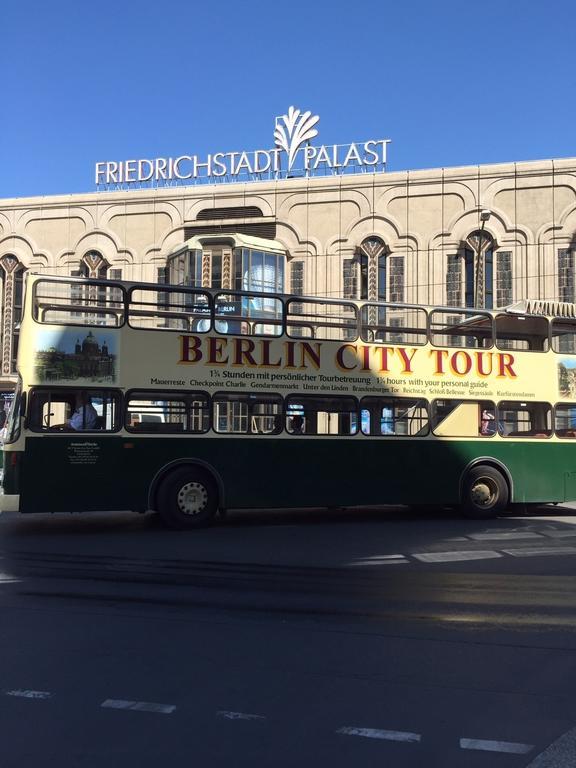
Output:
top-left (1, 156), bottom-right (576, 389)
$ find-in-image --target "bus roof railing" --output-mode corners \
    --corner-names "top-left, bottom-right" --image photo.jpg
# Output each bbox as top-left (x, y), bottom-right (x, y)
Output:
top-left (28, 274), bottom-right (576, 326)
top-left (38, 304), bottom-right (124, 324)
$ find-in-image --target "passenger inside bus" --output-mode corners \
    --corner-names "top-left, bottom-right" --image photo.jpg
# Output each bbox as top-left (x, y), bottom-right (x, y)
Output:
top-left (289, 415), bottom-right (304, 434)
top-left (480, 407), bottom-right (496, 435)
top-left (65, 393), bottom-right (99, 431)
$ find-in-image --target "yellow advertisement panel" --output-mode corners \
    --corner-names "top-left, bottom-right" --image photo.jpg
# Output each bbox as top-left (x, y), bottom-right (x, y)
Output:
top-left (20, 323), bottom-right (571, 404)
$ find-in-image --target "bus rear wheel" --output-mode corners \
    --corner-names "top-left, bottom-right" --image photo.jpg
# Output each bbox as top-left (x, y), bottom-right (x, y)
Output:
top-left (157, 467), bottom-right (218, 529)
top-left (461, 465), bottom-right (508, 519)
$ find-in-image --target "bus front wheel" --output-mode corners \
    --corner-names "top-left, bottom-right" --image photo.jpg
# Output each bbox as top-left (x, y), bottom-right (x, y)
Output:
top-left (157, 468), bottom-right (218, 529)
top-left (461, 465), bottom-right (509, 519)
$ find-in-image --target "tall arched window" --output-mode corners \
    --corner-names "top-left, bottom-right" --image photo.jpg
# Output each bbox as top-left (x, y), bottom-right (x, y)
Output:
top-left (70, 251), bottom-right (120, 313)
top-left (78, 251), bottom-right (109, 279)
top-left (343, 237), bottom-right (402, 302)
top-left (461, 232), bottom-right (512, 309)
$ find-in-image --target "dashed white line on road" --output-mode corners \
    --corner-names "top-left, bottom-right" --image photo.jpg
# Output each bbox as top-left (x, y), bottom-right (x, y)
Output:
top-left (412, 550), bottom-right (502, 563)
top-left (503, 547), bottom-right (576, 558)
top-left (101, 699), bottom-right (176, 714)
top-left (469, 532), bottom-right (544, 541)
top-left (460, 737), bottom-right (534, 754)
top-left (348, 555), bottom-right (409, 566)
top-left (337, 726), bottom-right (421, 743)
top-left (217, 710), bottom-right (266, 721)
top-left (347, 539), bottom-right (576, 567)
top-left (3, 689), bottom-right (52, 700)
top-left (543, 529), bottom-right (576, 539)
top-left (0, 574), bottom-right (20, 584)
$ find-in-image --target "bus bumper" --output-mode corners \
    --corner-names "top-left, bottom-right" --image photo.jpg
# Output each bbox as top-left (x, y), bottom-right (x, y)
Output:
top-left (0, 494), bottom-right (19, 512)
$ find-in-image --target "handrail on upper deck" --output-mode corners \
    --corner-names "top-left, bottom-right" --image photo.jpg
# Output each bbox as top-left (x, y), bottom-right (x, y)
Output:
top-left (28, 274), bottom-right (576, 351)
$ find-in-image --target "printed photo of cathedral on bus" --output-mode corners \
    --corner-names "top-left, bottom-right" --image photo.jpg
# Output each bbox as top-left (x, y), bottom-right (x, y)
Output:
top-left (558, 359), bottom-right (576, 398)
top-left (34, 329), bottom-right (117, 383)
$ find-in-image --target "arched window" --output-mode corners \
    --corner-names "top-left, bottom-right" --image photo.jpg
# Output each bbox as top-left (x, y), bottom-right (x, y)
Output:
top-left (447, 240), bottom-right (513, 309)
top-left (70, 251), bottom-right (121, 313)
top-left (78, 251), bottom-right (109, 279)
top-left (344, 237), bottom-right (402, 302)
top-left (461, 232), bottom-right (512, 309)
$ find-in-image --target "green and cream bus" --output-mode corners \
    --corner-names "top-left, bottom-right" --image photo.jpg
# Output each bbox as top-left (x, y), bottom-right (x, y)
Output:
top-left (2, 272), bottom-right (576, 527)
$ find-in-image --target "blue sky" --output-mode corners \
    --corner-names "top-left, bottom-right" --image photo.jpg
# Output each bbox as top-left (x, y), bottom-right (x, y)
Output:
top-left (1, 0), bottom-right (574, 198)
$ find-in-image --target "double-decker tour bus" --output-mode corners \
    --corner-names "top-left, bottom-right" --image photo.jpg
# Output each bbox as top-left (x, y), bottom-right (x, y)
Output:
top-left (2, 272), bottom-right (576, 527)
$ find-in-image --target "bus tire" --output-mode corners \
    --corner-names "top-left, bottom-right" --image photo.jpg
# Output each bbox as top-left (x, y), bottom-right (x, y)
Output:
top-left (157, 467), bottom-right (218, 529)
top-left (461, 465), bottom-right (508, 519)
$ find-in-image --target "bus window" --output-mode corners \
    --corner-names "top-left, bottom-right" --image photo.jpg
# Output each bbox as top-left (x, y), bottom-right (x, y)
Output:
top-left (3, 376), bottom-right (23, 444)
top-left (496, 314), bottom-right (549, 352)
top-left (29, 389), bottom-right (121, 432)
top-left (126, 391), bottom-right (209, 433)
top-left (212, 393), bottom-right (282, 434)
top-left (360, 397), bottom-right (429, 436)
top-left (128, 288), bottom-right (211, 332)
top-left (555, 404), bottom-right (576, 438)
top-left (286, 402), bottom-right (305, 434)
top-left (551, 319), bottom-right (576, 354)
top-left (285, 395), bottom-right (358, 435)
top-left (360, 305), bottom-right (427, 345)
top-left (286, 299), bottom-right (358, 341)
top-left (498, 401), bottom-right (552, 437)
top-left (33, 279), bottom-right (125, 327)
top-left (432, 399), bottom-right (496, 437)
top-left (429, 310), bottom-right (493, 349)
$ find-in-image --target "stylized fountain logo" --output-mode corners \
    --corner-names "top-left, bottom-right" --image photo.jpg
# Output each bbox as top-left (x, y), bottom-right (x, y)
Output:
top-left (274, 106), bottom-right (320, 172)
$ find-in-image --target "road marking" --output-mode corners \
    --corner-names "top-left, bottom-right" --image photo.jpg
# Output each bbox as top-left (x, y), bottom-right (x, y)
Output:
top-left (0, 573), bottom-right (20, 584)
top-left (503, 547), bottom-right (576, 558)
top-left (4, 689), bottom-right (52, 700)
top-left (101, 699), bottom-right (176, 714)
top-left (348, 555), bottom-right (409, 566)
top-left (337, 726), bottom-right (421, 743)
top-left (460, 737), bottom-right (534, 754)
top-left (526, 724), bottom-right (576, 766)
top-left (469, 532), bottom-right (543, 541)
top-left (347, 541), bottom-right (576, 568)
top-left (217, 710), bottom-right (266, 721)
top-left (412, 550), bottom-right (502, 563)
top-left (544, 530), bottom-right (576, 539)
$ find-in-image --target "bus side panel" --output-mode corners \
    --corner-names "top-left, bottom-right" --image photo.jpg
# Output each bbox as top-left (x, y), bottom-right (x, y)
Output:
top-left (446, 441), bottom-right (570, 504)
top-left (16, 435), bottom-right (573, 515)
top-left (20, 437), bottom-right (140, 513)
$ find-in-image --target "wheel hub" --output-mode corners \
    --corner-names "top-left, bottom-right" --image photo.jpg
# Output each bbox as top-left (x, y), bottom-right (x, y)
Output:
top-left (177, 481), bottom-right (208, 516)
top-left (471, 480), bottom-right (496, 506)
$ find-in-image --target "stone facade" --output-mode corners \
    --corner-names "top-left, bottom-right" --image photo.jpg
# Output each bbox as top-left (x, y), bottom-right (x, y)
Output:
top-left (1, 156), bottom-right (576, 388)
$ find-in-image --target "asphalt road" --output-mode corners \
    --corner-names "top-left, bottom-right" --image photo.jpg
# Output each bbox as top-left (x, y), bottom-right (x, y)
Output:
top-left (1, 505), bottom-right (576, 767)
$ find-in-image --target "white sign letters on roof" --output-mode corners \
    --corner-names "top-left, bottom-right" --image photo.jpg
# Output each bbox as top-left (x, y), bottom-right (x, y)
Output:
top-left (95, 107), bottom-right (391, 188)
